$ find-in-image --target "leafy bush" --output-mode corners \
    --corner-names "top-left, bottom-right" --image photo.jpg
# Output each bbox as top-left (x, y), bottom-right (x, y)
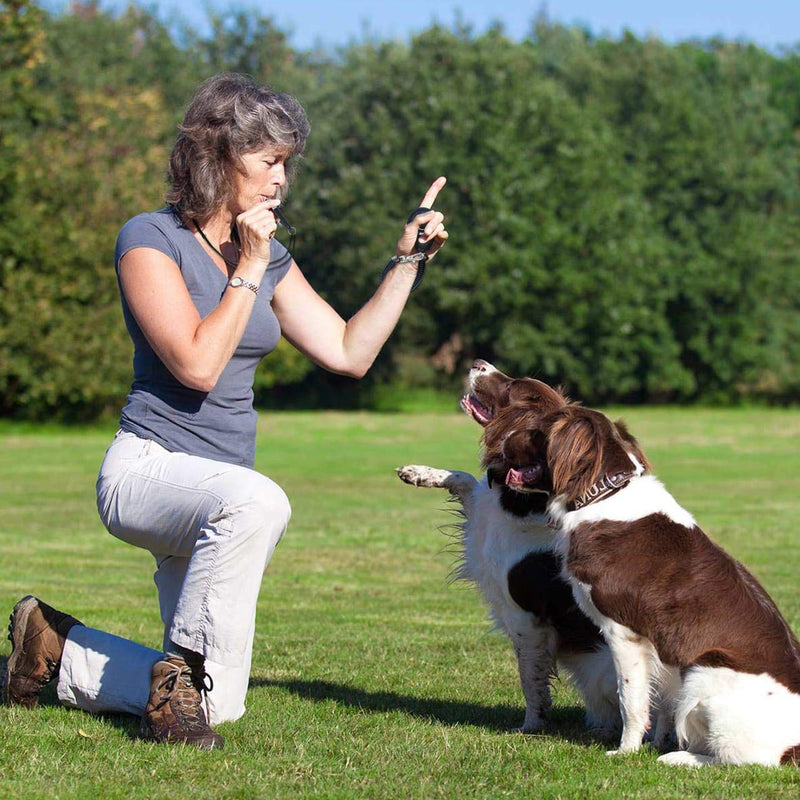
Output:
top-left (1, 3), bottom-right (798, 419)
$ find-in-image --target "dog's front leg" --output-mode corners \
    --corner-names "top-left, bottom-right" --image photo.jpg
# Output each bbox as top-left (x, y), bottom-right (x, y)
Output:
top-left (512, 626), bottom-right (557, 734)
top-left (396, 465), bottom-right (479, 510)
top-left (605, 623), bottom-right (657, 754)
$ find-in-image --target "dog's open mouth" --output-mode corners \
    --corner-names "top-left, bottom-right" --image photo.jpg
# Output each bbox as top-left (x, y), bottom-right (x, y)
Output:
top-left (487, 461), bottom-right (549, 495)
top-left (505, 464), bottom-right (544, 491)
top-left (460, 394), bottom-right (493, 425)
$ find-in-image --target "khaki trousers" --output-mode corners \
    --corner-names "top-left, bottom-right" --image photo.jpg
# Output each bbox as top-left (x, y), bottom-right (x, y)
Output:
top-left (57, 430), bottom-right (291, 724)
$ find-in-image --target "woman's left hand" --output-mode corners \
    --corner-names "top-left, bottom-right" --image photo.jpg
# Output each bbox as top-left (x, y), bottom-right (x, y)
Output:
top-left (395, 177), bottom-right (448, 260)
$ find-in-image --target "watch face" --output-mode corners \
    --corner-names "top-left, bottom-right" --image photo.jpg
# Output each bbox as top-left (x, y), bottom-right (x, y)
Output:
top-left (226, 276), bottom-right (258, 296)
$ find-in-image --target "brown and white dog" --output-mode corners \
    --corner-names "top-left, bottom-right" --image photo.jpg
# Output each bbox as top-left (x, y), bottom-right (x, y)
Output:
top-left (397, 360), bottom-right (620, 735)
top-left (468, 362), bottom-right (800, 765)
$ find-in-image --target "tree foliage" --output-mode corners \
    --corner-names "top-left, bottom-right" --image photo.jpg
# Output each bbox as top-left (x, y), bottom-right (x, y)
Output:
top-left (0, 3), bottom-right (798, 419)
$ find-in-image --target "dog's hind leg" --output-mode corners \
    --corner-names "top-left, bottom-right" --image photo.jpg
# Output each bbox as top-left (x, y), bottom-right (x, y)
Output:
top-left (396, 465), bottom-right (478, 506)
top-left (650, 664), bottom-right (681, 751)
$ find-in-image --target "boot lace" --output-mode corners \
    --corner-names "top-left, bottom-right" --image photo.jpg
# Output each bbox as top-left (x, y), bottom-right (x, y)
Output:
top-left (154, 662), bottom-right (214, 733)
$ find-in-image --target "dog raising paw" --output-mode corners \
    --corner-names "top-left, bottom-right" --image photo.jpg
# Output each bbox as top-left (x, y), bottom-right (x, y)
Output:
top-left (396, 360), bottom-right (621, 737)
top-left (396, 465), bottom-right (478, 503)
top-left (396, 465), bottom-right (453, 489)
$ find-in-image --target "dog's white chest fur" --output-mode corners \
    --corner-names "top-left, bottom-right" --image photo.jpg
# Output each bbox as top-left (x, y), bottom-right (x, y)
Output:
top-left (460, 478), bottom-right (556, 617)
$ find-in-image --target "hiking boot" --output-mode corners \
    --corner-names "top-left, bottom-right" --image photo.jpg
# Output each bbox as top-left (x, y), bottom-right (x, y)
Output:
top-left (140, 657), bottom-right (224, 750)
top-left (3, 595), bottom-right (83, 707)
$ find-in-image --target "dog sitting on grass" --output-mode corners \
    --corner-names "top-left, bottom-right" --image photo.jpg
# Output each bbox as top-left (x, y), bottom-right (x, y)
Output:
top-left (454, 363), bottom-right (800, 765)
top-left (397, 359), bottom-right (620, 736)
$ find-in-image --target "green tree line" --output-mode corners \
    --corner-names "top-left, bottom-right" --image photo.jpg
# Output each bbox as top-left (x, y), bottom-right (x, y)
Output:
top-left (1, 1), bottom-right (798, 420)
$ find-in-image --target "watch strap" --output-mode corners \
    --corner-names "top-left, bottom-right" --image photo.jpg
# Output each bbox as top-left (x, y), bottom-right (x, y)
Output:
top-left (227, 276), bottom-right (259, 296)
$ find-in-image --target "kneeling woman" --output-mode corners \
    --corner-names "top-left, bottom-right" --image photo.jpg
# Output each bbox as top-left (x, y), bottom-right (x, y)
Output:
top-left (4, 73), bottom-right (447, 749)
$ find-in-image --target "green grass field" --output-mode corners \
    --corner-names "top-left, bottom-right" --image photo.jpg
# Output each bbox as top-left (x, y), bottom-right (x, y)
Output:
top-left (1, 407), bottom-right (800, 799)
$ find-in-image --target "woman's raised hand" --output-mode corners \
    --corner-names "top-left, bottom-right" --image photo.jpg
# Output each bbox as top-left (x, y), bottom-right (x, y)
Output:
top-left (395, 177), bottom-right (448, 260)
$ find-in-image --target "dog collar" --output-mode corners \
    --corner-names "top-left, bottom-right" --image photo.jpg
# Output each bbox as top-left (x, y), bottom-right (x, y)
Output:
top-left (569, 471), bottom-right (636, 511)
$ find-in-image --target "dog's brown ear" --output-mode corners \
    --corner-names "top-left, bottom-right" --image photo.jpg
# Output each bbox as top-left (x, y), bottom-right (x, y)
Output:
top-left (546, 411), bottom-right (605, 502)
top-left (546, 408), bottom-right (634, 503)
top-left (507, 379), bottom-right (569, 410)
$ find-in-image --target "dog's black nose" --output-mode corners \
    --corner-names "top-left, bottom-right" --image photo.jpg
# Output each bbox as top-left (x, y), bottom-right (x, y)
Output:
top-left (473, 359), bottom-right (489, 372)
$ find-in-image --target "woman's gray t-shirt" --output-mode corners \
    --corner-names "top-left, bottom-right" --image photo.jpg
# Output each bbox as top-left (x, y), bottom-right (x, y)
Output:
top-left (115, 208), bottom-right (292, 468)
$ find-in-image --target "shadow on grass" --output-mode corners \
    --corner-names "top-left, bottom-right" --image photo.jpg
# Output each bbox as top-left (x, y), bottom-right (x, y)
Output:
top-left (3, 652), bottom-right (600, 745)
top-left (259, 678), bottom-right (601, 743)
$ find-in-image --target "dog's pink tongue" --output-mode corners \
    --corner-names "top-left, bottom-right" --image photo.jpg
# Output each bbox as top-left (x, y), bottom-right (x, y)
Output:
top-left (506, 466), bottom-right (540, 488)
top-left (506, 468), bottom-right (525, 488)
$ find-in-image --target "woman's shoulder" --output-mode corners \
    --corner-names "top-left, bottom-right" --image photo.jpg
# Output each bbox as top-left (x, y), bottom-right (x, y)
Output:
top-left (116, 208), bottom-right (186, 266)
top-left (119, 207), bottom-right (184, 238)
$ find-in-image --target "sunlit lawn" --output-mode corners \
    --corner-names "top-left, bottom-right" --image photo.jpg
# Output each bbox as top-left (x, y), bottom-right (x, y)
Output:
top-left (1, 406), bottom-right (799, 798)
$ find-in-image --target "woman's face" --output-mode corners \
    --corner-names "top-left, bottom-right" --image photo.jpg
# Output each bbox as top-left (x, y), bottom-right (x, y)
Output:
top-left (230, 146), bottom-right (291, 214)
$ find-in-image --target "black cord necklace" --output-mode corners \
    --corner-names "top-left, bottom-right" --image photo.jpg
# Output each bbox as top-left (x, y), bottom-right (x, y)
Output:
top-left (193, 219), bottom-right (239, 269)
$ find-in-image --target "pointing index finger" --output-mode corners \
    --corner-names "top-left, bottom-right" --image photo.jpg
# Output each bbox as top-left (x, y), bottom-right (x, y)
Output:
top-left (419, 176), bottom-right (447, 209)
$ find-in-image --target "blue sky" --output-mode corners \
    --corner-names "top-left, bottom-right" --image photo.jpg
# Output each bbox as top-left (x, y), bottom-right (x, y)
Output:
top-left (55, 1), bottom-right (800, 51)
top-left (153, 1), bottom-right (797, 50)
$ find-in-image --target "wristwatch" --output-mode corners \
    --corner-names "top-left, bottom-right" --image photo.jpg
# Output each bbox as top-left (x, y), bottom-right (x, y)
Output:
top-left (227, 276), bottom-right (259, 296)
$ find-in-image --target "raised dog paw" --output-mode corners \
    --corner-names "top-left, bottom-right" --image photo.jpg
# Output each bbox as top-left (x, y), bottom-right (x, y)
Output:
top-left (396, 465), bottom-right (451, 488)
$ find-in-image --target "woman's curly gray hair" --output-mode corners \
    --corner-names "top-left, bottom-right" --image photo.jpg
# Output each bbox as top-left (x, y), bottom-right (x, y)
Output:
top-left (167, 73), bottom-right (310, 222)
